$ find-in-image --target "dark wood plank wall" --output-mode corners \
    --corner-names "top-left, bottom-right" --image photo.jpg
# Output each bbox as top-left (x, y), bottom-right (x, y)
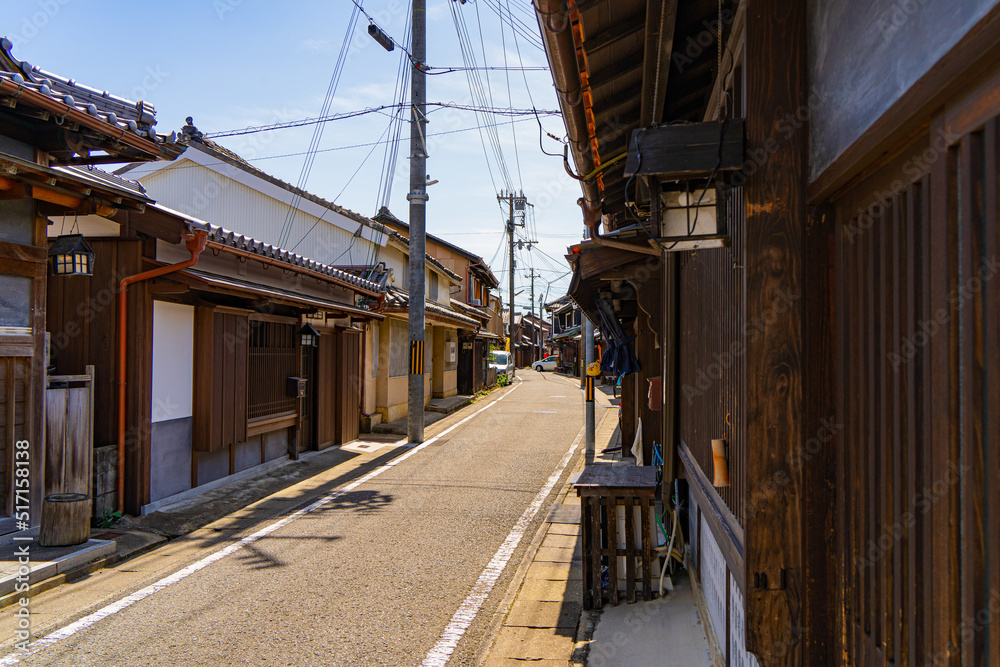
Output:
top-left (677, 194), bottom-right (746, 529)
top-left (834, 113), bottom-right (1000, 665)
top-left (46, 239), bottom-right (132, 449)
top-left (316, 331), bottom-right (338, 449)
top-left (122, 240), bottom-right (152, 515)
top-left (192, 308), bottom-right (249, 453)
top-left (0, 357), bottom-right (28, 515)
top-left (633, 271), bottom-right (662, 465)
top-left (336, 330), bottom-right (361, 445)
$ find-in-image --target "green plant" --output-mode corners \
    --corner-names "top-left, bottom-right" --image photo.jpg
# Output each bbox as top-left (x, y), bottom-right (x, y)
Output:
top-left (497, 372), bottom-right (511, 387)
top-left (98, 509), bottom-right (123, 528)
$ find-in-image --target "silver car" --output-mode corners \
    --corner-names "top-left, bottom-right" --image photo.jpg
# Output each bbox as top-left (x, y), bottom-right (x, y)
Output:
top-left (489, 350), bottom-right (514, 377)
top-left (533, 355), bottom-right (559, 372)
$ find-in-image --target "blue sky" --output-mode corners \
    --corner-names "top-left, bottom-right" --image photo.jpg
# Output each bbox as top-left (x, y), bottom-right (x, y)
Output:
top-left (7, 0), bottom-right (581, 309)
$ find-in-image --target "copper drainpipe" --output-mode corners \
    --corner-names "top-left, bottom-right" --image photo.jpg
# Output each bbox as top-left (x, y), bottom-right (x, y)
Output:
top-left (579, 198), bottom-right (660, 256)
top-left (117, 231), bottom-right (208, 512)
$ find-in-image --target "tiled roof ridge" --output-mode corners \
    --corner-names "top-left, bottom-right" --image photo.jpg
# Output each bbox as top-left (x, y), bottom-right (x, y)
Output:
top-left (0, 37), bottom-right (180, 148)
top-left (190, 220), bottom-right (383, 295)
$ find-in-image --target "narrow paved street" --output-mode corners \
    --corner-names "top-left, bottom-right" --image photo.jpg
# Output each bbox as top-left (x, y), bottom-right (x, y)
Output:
top-left (0, 372), bottom-right (585, 667)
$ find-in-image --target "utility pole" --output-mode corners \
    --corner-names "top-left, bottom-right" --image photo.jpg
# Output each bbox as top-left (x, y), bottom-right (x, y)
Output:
top-left (498, 189), bottom-right (535, 375)
top-left (524, 268), bottom-right (541, 362)
top-left (584, 315), bottom-right (595, 458)
top-left (406, 0), bottom-right (427, 444)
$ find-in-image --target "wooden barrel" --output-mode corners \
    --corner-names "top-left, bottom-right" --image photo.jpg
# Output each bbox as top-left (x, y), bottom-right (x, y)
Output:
top-left (39, 493), bottom-right (92, 547)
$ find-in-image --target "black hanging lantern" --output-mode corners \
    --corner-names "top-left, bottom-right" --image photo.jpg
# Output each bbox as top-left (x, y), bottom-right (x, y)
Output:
top-left (299, 323), bottom-right (320, 348)
top-left (49, 234), bottom-right (95, 276)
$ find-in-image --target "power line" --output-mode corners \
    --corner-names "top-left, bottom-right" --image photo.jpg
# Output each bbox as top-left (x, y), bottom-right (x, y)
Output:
top-left (277, 3), bottom-right (361, 247)
top-left (205, 103), bottom-right (558, 138)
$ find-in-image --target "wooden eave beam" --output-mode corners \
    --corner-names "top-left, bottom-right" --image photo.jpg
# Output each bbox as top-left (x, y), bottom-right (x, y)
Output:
top-left (640, 0), bottom-right (679, 127)
top-left (592, 85), bottom-right (643, 129)
top-left (589, 52), bottom-right (645, 93)
top-left (703, 0), bottom-right (746, 122)
top-left (584, 13), bottom-right (646, 54)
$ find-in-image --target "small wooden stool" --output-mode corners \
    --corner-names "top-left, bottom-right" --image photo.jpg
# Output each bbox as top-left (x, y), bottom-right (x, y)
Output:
top-left (575, 466), bottom-right (658, 609)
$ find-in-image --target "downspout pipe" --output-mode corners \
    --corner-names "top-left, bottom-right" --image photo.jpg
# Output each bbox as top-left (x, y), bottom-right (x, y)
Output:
top-left (579, 198), bottom-right (660, 256)
top-left (117, 230), bottom-right (208, 513)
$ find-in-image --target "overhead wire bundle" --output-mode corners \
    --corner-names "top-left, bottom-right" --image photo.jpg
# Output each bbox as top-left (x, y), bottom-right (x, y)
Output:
top-left (277, 3), bottom-right (362, 248)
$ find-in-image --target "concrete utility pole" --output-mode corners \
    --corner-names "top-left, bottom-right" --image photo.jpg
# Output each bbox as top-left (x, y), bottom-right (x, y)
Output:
top-left (524, 268), bottom-right (541, 362)
top-left (407, 0), bottom-right (427, 444)
top-left (584, 314), bottom-right (595, 457)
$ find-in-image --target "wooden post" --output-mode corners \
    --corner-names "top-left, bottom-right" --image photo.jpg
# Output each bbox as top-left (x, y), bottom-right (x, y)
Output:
top-left (744, 0), bottom-right (810, 663)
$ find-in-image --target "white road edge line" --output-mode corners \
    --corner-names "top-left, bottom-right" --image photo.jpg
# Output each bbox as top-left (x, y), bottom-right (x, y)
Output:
top-left (0, 380), bottom-right (525, 666)
top-left (421, 416), bottom-right (584, 667)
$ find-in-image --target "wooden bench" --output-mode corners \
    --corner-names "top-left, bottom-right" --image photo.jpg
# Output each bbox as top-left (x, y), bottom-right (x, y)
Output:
top-left (575, 466), bottom-right (658, 609)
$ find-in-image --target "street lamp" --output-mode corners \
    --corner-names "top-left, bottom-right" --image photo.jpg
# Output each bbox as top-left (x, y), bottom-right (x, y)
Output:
top-left (299, 324), bottom-right (320, 348)
top-left (49, 234), bottom-right (95, 276)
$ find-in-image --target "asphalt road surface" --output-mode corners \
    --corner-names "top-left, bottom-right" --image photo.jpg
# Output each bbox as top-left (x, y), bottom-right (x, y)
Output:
top-left (0, 370), bottom-right (586, 667)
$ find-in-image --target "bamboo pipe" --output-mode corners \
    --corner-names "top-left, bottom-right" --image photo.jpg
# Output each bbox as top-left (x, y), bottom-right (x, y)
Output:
top-left (712, 438), bottom-right (730, 487)
top-left (117, 231), bottom-right (208, 512)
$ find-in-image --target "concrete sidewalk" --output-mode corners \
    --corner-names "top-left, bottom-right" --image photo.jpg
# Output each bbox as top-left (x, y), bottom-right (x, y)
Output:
top-left (480, 391), bottom-right (715, 666)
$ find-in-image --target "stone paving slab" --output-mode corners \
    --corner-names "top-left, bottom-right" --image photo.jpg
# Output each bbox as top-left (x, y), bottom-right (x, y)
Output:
top-left (524, 560), bottom-right (582, 582)
top-left (0, 539), bottom-right (114, 597)
top-left (484, 626), bottom-right (576, 665)
top-left (517, 577), bottom-right (581, 603)
top-left (541, 533), bottom-right (580, 549)
top-left (534, 545), bottom-right (581, 564)
top-left (506, 599), bottom-right (582, 629)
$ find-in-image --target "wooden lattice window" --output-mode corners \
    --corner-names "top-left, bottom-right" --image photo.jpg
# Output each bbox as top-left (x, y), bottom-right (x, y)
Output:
top-left (247, 320), bottom-right (297, 421)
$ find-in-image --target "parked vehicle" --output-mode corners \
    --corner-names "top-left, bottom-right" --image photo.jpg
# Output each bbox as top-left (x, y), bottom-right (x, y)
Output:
top-left (533, 355), bottom-right (559, 372)
top-left (489, 350), bottom-right (514, 377)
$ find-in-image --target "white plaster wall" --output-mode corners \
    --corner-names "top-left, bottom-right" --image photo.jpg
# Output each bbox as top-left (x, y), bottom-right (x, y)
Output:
top-left (151, 301), bottom-right (194, 423)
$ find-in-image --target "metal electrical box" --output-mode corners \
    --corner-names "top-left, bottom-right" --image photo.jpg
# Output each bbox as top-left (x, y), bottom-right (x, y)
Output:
top-left (286, 377), bottom-right (307, 398)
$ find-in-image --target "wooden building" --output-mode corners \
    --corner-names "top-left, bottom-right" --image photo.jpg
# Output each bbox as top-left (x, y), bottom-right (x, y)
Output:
top-left (545, 296), bottom-right (583, 376)
top-left (0, 38), bottom-right (184, 529)
top-left (538, 0), bottom-right (1000, 664)
top-left (373, 207), bottom-right (500, 396)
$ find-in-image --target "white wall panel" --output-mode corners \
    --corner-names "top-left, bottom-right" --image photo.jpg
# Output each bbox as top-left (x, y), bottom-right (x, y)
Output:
top-left (700, 513), bottom-right (729, 662)
top-left (140, 161), bottom-right (377, 267)
top-left (151, 301), bottom-right (194, 422)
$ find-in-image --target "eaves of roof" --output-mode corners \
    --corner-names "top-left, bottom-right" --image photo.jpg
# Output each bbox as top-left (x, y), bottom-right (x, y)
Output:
top-left (382, 287), bottom-right (480, 328)
top-left (0, 38), bottom-right (182, 161)
top-left (143, 202), bottom-right (384, 297)
top-left (382, 227), bottom-right (463, 282)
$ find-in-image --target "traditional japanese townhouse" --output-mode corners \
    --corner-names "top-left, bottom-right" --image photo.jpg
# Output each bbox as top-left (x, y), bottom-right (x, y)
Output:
top-left (368, 212), bottom-right (478, 422)
top-left (373, 207), bottom-right (500, 395)
top-left (0, 38), bottom-right (184, 529)
top-left (512, 313), bottom-right (550, 368)
top-left (545, 295), bottom-right (582, 375)
top-left (539, 0), bottom-right (1000, 664)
